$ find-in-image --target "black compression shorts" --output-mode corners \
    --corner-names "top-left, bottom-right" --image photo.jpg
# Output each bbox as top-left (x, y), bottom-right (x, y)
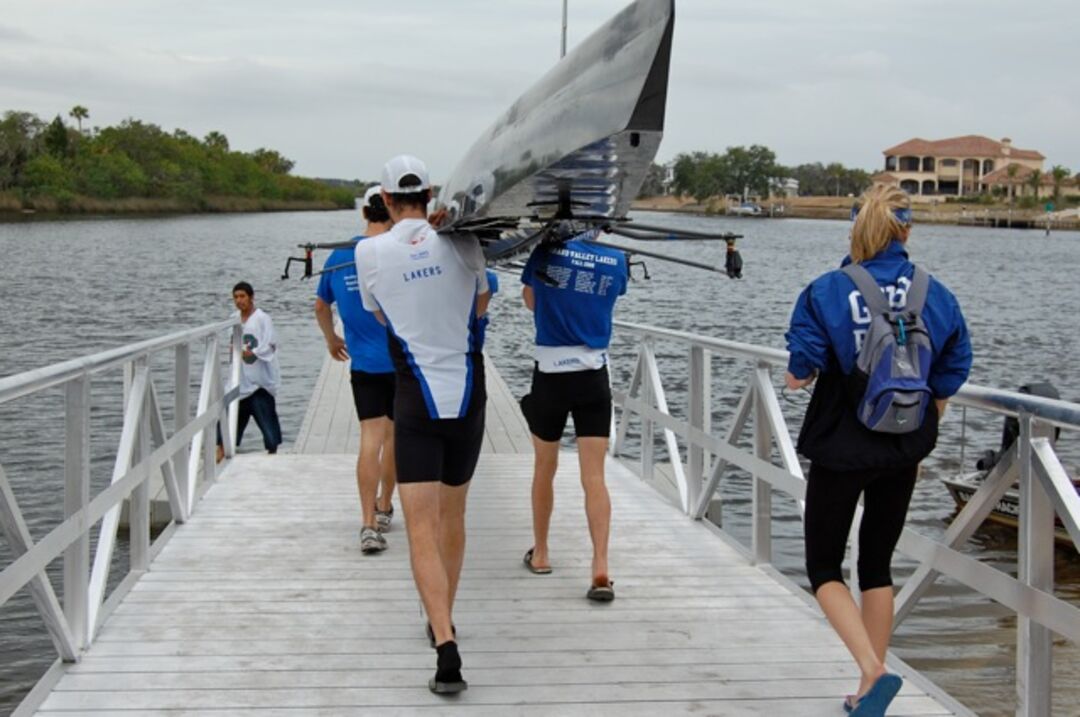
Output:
top-left (350, 370), bottom-right (395, 421)
top-left (394, 405), bottom-right (484, 486)
top-left (520, 365), bottom-right (611, 443)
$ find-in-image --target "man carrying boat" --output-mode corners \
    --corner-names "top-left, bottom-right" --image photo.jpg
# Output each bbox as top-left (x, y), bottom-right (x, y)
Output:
top-left (314, 186), bottom-right (397, 554)
top-left (356, 154), bottom-right (490, 695)
top-left (519, 231), bottom-right (627, 601)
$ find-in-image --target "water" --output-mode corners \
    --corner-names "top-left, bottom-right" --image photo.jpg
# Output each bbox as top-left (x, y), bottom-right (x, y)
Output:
top-left (1, 211), bottom-right (1077, 715)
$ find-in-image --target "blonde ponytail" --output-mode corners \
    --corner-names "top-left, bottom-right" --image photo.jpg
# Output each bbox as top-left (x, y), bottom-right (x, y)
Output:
top-left (850, 184), bottom-right (912, 263)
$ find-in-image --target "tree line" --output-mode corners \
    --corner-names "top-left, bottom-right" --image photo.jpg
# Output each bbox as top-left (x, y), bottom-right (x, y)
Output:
top-left (637, 145), bottom-right (874, 201)
top-left (0, 108), bottom-right (357, 211)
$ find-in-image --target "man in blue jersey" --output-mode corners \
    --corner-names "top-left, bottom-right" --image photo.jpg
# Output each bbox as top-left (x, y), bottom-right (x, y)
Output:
top-left (519, 231), bottom-right (628, 602)
top-left (314, 186), bottom-right (397, 554)
top-left (357, 155), bottom-right (490, 695)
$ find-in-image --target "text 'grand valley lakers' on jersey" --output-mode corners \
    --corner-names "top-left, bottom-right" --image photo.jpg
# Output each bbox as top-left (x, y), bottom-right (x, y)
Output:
top-left (356, 218), bottom-right (490, 420)
top-left (521, 236), bottom-right (628, 373)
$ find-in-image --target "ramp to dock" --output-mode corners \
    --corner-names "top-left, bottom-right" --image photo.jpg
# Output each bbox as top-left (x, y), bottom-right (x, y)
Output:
top-left (29, 360), bottom-right (962, 715)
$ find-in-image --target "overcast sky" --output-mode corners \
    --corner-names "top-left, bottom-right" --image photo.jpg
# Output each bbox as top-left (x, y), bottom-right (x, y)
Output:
top-left (2, 1), bottom-right (1077, 181)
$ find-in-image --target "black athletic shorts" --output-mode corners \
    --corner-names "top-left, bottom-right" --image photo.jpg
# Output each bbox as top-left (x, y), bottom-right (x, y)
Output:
top-left (394, 405), bottom-right (484, 486)
top-left (520, 365), bottom-right (611, 443)
top-left (350, 370), bottom-right (395, 421)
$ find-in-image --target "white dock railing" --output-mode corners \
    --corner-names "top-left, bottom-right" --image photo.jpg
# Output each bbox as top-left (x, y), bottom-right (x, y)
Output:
top-left (610, 319), bottom-right (1080, 717)
top-left (0, 319), bottom-right (241, 668)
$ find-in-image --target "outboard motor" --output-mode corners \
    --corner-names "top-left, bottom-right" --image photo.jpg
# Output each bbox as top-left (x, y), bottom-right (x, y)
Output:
top-left (975, 381), bottom-right (1061, 471)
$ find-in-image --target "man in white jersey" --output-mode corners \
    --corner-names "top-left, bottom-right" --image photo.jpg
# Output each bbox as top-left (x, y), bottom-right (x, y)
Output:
top-left (356, 154), bottom-right (490, 695)
top-left (229, 281), bottom-right (282, 454)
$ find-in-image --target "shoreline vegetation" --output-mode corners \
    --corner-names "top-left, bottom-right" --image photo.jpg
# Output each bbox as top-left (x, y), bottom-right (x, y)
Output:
top-left (1, 108), bottom-right (361, 217)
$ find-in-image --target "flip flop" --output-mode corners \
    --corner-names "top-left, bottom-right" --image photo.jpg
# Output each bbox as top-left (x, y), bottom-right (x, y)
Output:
top-left (849, 673), bottom-right (902, 717)
top-left (586, 578), bottom-right (615, 602)
top-left (523, 548), bottom-right (552, 575)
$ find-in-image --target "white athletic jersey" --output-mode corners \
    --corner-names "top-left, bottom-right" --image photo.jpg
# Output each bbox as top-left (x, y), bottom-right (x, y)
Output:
top-left (237, 308), bottom-right (280, 398)
top-left (356, 218), bottom-right (489, 419)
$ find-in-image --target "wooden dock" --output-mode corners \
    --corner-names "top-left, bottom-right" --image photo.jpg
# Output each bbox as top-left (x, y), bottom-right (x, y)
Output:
top-left (30, 357), bottom-right (966, 715)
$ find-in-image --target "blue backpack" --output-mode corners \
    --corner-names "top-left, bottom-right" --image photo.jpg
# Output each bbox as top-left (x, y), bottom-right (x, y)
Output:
top-left (842, 264), bottom-right (933, 434)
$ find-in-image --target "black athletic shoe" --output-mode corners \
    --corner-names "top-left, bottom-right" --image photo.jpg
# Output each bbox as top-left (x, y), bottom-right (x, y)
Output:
top-left (429, 641), bottom-right (467, 695)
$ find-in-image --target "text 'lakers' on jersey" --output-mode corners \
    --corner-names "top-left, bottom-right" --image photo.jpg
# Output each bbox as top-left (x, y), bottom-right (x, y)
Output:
top-left (357, 219), bottom-right (490, 419)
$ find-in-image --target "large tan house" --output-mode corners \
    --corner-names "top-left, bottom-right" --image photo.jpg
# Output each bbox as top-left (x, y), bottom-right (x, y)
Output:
top-left (875, 135), bottom-right (1044, 198)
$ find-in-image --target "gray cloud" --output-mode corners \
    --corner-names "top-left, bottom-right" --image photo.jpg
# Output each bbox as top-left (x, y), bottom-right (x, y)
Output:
top-left (1, 0), bottom-right (1077, 179)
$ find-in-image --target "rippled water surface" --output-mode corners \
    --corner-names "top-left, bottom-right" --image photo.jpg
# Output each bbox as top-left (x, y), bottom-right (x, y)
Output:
top-left (1, 211), bottom-right (1077, 715)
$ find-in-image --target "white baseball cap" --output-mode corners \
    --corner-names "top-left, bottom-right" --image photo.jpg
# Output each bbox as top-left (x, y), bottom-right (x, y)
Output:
top-left (361, 185), bottom-right (382, 209)
top-left (381, 154), bottom-right (430, 194)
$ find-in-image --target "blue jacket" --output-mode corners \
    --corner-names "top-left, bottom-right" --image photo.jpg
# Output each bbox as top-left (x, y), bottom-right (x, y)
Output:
top-left (786, 240), bottom-right (972, 399)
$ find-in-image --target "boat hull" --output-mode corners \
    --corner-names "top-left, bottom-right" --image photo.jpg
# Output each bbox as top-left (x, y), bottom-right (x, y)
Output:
top-left (942, 473), bottom-right (1079, 550)
top-left (438, 0), bottom-right (674, 228)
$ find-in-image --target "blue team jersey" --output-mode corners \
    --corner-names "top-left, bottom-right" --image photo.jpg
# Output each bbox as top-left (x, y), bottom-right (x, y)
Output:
top-left (316, 236), bottom-right (393, 373)
top-left (785, 240), bottom-right (972, 399)
top-left (521, 236), bottom-right (628, 372)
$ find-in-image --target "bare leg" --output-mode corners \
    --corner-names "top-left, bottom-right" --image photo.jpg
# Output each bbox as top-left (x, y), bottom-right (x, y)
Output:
top-left (357, 417), bottom-right (389, 528)
top-left (529, 436), bottom-right (559, 570)
top-left (577, 437), bottom-right (611, 581)
top-left (438, 482), bottom-right (471, 615)
top-left (815, 581), bottom-right (887, 697)
top-left (861, 586), bottom-right (894, 664)
top-left (398, 482), bottom-right (456, 646)
top-left (376, 419), bottom-right (396, 512)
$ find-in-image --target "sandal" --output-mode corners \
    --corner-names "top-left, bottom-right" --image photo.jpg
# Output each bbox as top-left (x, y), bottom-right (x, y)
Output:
top-left (522, 547), bottom-right (552, 575)
top-left (586, 577), bottom-right (615, 602)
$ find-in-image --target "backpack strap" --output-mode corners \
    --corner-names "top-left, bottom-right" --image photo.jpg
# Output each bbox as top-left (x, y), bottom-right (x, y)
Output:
top-left (904, 266), bottom-right (930, 315)
top-left (841, 263), bottom-right (931, 316)
top-left (841, 264), bottom-right (889, 316)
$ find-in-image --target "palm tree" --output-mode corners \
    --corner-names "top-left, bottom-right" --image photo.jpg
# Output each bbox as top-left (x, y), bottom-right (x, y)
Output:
top-left (825, 162), bottom-right (845, 196)
top-left (1005, 164), bottom-right (1019, 205)
top-left (1028, 169), bottom-right (1042, 200)
top-left (69, 105), bottom-right (89, 133)
top-left (1050, 165), bottom-right (1070, 207)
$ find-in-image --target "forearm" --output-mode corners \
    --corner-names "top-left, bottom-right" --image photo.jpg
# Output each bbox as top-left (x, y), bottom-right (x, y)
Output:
top-left (314, 300), bottom-right (337, 342)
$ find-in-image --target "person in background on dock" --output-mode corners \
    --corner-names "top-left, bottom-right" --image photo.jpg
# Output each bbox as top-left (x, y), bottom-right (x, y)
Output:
top-left (224, 282), bottom-right (283, 458)
top-left (518, 229), bottom-right (628, 602)
top-left (356, 154), bottom-right (490, 695)
top-left (784, 184), bottom-right (971, 717)
top-left (314, 186), bottom-right (397, 555)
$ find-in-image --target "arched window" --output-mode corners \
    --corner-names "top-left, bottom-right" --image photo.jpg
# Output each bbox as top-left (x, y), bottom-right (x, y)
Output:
top-left (921, 180), bottom-right (936, 195)
top-left (885, 156), bottom-right (897, 171)
top-left (922, 157), bottom-right (935, 172)
top-left (900, 180), bottom-right (919, 194)
top-left (982, 159), bottom-right (994, 175)
top-left (899, 156), bottom-right (920, 172)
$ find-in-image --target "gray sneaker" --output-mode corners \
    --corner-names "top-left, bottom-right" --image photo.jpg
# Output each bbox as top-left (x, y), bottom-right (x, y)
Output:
top-left (375, 505), bottom-right (394, 533)
top-left (360, 526), bottom-right (387, 554)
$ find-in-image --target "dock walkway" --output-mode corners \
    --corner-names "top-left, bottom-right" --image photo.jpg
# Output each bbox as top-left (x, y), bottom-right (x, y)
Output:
top-left (31, 358), bottom-right (962, 715)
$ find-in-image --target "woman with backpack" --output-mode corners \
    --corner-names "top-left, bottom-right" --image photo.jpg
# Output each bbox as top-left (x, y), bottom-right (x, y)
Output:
top-left (784, 184), bottom-right (972, 716)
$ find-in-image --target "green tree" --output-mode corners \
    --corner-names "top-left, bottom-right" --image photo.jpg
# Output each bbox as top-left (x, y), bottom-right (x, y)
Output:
top-left (0, 111), bottom-right (45, 190)
top-left (203, 131), bottom-right (230, 153)
top-left (43, 115), bottom-right (70, 158)
top-left (825, 162), bottom-right (845, 197)
top-left (1028, 168), bottom-right (1043, 200)
top-left (1006, 164), bottom-right (1020, 205)
top-left (69, 105), bottom-right (89, 133)
top-left (250, 148), bottom-right (295, 175)
top-left (1050, 164), bottom-right (1070, 206)
top-left (22, 154), bottom-right (74, 196)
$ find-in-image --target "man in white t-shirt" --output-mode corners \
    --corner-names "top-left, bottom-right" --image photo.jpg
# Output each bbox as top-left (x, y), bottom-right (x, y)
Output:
top-left (230, 281), bottom-right (282, 454)
top-left (356, 155), bottom-right (489, 695)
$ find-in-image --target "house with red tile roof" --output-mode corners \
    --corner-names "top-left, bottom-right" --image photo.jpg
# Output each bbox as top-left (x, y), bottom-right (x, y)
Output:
top-left (877, 135), bottom-right (1044, 198)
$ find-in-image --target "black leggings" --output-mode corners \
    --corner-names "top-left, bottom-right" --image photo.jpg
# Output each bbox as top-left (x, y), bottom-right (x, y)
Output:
top-left (804, 462), bottom-right (918, 593)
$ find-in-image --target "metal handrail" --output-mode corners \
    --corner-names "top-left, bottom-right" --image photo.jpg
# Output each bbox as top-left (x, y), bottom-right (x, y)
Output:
top-left (0, 318), bottom-right (238, 405)
top-left (0, 318), bottom-right (241, 671)
top-left (610, 319), bottom-right (1079, 717)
